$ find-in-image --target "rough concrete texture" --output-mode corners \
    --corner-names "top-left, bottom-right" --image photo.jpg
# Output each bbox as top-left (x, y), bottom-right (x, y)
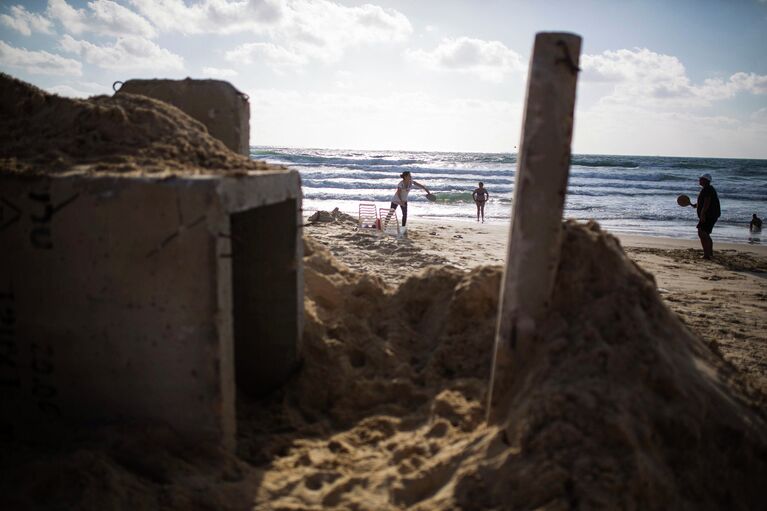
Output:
top-left (116, 78), bottom-right (250, 156)
top-left (0, 169), bottom-right (302, 451)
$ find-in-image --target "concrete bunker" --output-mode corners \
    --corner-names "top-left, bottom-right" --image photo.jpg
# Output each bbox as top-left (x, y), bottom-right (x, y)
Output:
top-left (0, 172), bottom-right (303, 451)
top-left (116, 78), bottom-right (251, 156)
top-left (0, 75), bottom-right (302, 452)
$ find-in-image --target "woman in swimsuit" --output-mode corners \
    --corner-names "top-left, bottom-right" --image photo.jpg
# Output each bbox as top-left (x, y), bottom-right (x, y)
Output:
top-left (473, 182), bottom-right (489, 222)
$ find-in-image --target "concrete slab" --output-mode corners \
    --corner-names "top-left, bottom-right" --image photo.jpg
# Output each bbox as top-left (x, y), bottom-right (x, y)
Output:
top-left (0, 170), bottom-right (303, 450)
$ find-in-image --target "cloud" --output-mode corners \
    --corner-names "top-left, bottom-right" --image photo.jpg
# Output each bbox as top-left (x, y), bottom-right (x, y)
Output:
top-left (244, 87), bottom-right (521, 151)
top-left (274, 0), bottom-right (412, 64)
top-left (59, 34), bottom-right (183, 71)
top-left (225, 42), bottom-right (307, 72)
top-left (752, 107), bottom-right (767, 122)
top-left (47, 0), bottom-right (156, 38)
top-left (699, 72), bottom-right (767, 99)
top-left (292, 0), bottom-right (412, 44)
top-left (581, 48), bottom-right (687, 83)
top-left (46, 0), bottom-right (88, 34)
top-left (46, 80), bottom-right (111, 98)
top-left (130, 0), bottom-right (411, 66)
top-left (0, 5), bottom-right (53, 36)
top-left (128, 0), bottom-right (286, 34)
top-left (581, 48), bottom-right (767, 108)
top-left (575, 101), bottom-right (767, 158)
top-left (405, 37), bottom-right (524, 83)
top-left (0, 40), bottom-right (82, 75)
top-left (201, 66), bottom-right (239, 78)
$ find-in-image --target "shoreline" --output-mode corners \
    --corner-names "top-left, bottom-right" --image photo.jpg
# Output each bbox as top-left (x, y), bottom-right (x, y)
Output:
top-left (412, 216), bottom-right (767, 255)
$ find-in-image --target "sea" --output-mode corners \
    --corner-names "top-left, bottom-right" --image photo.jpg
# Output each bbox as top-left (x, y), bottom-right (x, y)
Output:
top-left (251, 147), bottom-right (767, 245)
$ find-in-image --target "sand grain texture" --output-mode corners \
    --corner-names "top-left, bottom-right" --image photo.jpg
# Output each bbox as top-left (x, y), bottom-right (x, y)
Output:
top-left (0, 72), bottom-right (279, 176)
top-left (242, 220), bottom-right (766, 510)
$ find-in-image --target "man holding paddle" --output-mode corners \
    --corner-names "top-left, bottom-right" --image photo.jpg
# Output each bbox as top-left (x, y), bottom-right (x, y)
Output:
top-left (692, 173), bottom-right (720, 259)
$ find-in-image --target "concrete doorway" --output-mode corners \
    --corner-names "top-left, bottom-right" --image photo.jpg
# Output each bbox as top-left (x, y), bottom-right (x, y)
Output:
top-left (232, 199), bottom-right (300, 396)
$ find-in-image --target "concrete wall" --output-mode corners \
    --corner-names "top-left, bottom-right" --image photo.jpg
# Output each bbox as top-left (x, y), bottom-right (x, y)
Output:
top-left (0, 170), bottom-right (302, 450)
top-left (117, 78), bottom-right (251, 156)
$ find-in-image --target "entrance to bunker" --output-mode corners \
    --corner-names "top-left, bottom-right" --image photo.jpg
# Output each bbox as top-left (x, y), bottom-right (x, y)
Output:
top-left (231, 199), bottom-right (299, 397)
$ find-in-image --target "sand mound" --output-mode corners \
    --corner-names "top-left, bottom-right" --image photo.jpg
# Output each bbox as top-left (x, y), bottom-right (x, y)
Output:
top-left (444, 221), bottom-right (767, 509)
top-left (1, 174), bottom-right (764, 507)
top-left (307, 207), bottom-right (358, 224)
top-left (0, 423), bottom-right (258, 510)
top-left (0, 73), bottom-right (278, 175)
top-left (248, 221), bottom-right (767, 510)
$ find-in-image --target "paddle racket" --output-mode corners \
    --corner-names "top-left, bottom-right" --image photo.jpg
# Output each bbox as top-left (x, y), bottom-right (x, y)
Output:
top-left (426, 193), bottom-right (437, 202)
top-left (676, 194), bottom-right (691, 207)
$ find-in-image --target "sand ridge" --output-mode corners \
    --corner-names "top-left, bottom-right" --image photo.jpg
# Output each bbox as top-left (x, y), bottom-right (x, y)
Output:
top-left (0, 72), bottom-right (280, 176)
top-left (237, 219), bottom-right (766, 510)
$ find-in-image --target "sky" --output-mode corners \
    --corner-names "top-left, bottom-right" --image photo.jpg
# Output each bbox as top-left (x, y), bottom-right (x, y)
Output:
top-left (1, 0), bottom-right (766, 158)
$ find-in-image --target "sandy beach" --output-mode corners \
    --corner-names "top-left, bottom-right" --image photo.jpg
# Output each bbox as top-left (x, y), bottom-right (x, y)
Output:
top-left (3, 73), bottom-right (767, 510)
top-left (305, 213), bottom-right (767, 398)
top-left (233, 213), bottom-right (767, 509)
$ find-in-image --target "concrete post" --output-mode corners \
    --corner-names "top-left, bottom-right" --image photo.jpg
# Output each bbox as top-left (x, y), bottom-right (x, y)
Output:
top-left (487, 33), bottom-right (581, 423)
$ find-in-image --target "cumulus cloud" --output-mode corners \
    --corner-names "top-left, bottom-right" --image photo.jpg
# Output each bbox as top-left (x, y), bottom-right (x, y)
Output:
top-left (46, 0), bottom-right (88, 34)
top-left (201, 66), bottom-right (239, 78)
top-left (225, 42), bottom-right (307, 72)
top-left (581, 48), bottom-right (687, 83)
top-left (59, 34), bottom-right (183, 71)
top-left (405, 37), bottom-right (524, 83)
top-left (47, 0), bottom-right (156, 38)
top-left (281, 1), bottom-right (411, 65)
top-left (285, 0), bottom-right (412, 48)
top-left (128, 0), bottom-right (285, 35)
top-left (0, 5), bottom-right (53, 36)
top-left (581, 48), bottom-right (767, 108)
top-left (699, 72), bottom-right (767, 99)
top-left (46, 81), bottom-right (111, 98)
top-left (130, 0), bottom-right (411, 66)
top-left (0, 40), bottom-right (82, 75)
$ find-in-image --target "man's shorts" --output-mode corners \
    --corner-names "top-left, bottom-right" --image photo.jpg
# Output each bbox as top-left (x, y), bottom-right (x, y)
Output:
top-left (697, 219), bottom-right (717, 234)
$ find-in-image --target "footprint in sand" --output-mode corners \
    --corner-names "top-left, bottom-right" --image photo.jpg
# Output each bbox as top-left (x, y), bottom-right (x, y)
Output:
top-left (304, 471), bottom-right (342, 491)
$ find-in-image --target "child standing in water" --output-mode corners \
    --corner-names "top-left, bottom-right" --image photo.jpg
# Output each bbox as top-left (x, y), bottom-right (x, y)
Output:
top-left (473, 182), bottom-right (489, 222)
top-left (389, 171), bottom-right (430, 230)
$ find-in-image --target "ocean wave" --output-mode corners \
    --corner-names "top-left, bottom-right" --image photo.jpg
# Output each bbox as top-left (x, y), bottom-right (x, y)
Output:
top-left (429, 191), bottom-right (475, 203)
top-left (265, 147), bottom-right (766, 238)
top-left (571, 156), bottom-right (640, 168)
top-left (667, 161), bottom-right (724, 170)
top-left (255, 152), bottom-right (426, 168)
top-left (570, 171), bottom-right (684, 182)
